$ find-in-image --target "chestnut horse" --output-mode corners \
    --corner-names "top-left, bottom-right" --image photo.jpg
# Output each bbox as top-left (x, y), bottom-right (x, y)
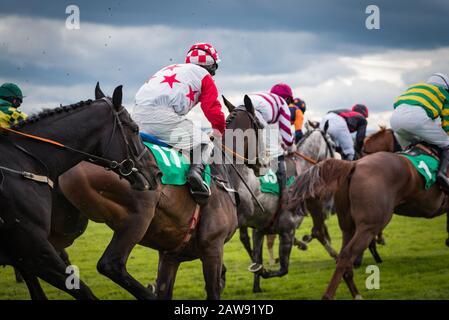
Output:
top-left (288, 142), bottom-right (449, 299)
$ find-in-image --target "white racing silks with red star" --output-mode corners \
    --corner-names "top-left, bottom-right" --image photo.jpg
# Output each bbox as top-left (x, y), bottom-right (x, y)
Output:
top-left (134, 63), bottom-right (225, 134)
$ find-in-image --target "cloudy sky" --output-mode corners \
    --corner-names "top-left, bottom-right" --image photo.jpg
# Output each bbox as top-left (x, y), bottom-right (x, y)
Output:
top-left (1, 0), bottom-right (449, 130)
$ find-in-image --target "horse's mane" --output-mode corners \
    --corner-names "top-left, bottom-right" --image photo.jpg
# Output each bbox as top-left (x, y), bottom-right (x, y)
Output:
top-left (12, 99), bottom-right (94, 129)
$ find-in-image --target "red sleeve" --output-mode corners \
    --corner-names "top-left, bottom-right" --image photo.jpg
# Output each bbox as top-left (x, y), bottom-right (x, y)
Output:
top-left (199, 74), bottom-right (225, 134)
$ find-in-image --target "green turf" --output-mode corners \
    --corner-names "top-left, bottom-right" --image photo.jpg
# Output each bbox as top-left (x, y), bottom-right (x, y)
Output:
top-left (1, 213), bottom-right (449, 300)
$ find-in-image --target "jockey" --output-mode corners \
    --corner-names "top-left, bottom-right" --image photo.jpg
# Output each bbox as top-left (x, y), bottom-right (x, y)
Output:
top-left (241, 83), bottom-right (294, 207)
top-left (133, 43), bottom-right (225, 204)
top-left (289, 97), bottom-right (306, 143)
top-left (390, 73), bottom-right (449, 191)
top-left (319, 104), bottom-right (369, 160)
top-left (0, 83), bottom-right (27, 128)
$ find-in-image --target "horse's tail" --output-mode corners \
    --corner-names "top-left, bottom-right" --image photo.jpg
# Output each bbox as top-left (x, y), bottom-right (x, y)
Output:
top-left (288, 159), bottom-right (355, 209)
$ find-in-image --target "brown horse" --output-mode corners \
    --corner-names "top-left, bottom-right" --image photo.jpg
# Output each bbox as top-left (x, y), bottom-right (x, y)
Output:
top-left (46, 93), bottom-right (265, 300)
top-left (288, 140), bottom-right (449, 299)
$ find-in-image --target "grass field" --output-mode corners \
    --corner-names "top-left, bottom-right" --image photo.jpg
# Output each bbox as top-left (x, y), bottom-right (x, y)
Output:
top-left (1, 213), bottom-right (449, 300)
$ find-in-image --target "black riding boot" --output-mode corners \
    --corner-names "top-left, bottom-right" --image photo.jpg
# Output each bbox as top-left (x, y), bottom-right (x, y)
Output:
top-left (187, 143), bottom-right (213, 205)
top-left (276, 155), bottom-right (287, 210)
top-left (437, 147), bottom-right (449, 193)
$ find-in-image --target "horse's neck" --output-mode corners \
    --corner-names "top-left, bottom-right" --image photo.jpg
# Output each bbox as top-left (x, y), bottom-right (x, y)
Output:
top-left (297, 131), bottom-right (330, 164)
top-left (11, 103), bottom-right (110, 177)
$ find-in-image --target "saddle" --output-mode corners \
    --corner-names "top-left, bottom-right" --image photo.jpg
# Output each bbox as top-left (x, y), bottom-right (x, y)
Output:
top-left (400, 142), bottom-right (441, 160)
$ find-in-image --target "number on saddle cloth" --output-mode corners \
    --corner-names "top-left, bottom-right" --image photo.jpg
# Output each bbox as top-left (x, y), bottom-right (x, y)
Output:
top-left (259, 169), bottom-right (295, 196)
top-left (142, 141), bottom-right (211, 187)
top-left (399, 143), bottom-right (440, 190)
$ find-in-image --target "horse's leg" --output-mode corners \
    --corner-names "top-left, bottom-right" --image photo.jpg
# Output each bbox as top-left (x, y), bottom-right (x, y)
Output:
top-left (2, 228), bottom-right (97, 300)
top-left (266, 234), bottom-right (276, 265)
top-left (14, 267), bottom-right (24, 283)
top-left (201, 245), bottom-right (224, 300)
top-left (376, 231), bottom-right (386, 245)
top-left (293, 237), bottom-right (308, 250)
top-left (368, 239), bottom-right (383, 264)
top-left (323, 226), bottom-right (376, 300)
top-left (96, 210), bottom-right (156, 300)
top-left (220, 264), bottom-right (227, 294)
top-left (239, 227), bottom-right (253, 261)
top-left (322, 225), bottom-right (354, 300)
top-left (17, 269), bottom-right (47, 300)
top-left (59, 249), bottom-right (71, 266)
top-left (251, 228), bottom-right (265, 293)
top-left (353, 251), bottom-right (364, 268)
top-left (261, 229), bottom-right (294, 278)
top-left (308, 199), bottom-right (338, 259)
top-left (155, 251), bottom-right (180, 300)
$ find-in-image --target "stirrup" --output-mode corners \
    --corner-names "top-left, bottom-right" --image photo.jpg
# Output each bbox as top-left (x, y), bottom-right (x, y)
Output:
top-left (189, 181), bottom-right (211, 205)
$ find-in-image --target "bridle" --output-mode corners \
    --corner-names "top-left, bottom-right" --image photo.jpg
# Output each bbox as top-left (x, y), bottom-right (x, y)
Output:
top-left (222, 106), bottom-right (265, 166)
top-left (98, 97), bottom-right (148, 177)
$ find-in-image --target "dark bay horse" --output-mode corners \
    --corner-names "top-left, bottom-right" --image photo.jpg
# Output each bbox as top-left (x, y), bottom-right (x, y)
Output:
top-left (288, 146), bottom-right (449, 299)
top-left (0, 85), bottom-right (152, 300)
top-left (234, 119), bottom-right (337, 293)
top-left (46, 94), bottom-right (265, 299)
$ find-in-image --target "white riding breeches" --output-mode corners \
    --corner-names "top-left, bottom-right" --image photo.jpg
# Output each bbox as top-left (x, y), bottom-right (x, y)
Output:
top-left (133, 106), bottom-right (210, 151)
top-left (390, 104), bottom-right (449, 149)
top-left (320, 112), bottom-right (354, 160)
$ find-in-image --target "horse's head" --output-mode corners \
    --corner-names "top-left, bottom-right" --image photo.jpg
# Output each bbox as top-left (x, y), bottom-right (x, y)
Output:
top-left (223, 95), bottom-right (267, 176)
top-left (362, 126), bottom-right (396, 156)
top-left (94, 82), bottom-right (155, 191)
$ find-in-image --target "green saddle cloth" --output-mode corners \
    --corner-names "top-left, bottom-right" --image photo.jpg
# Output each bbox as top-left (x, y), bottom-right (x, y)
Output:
top-left (143, 142), bottom-right (211, 186)
top-left (259, 169), bottom-right (295, 196)
top-left (400, 153), bottom-right (439, 189)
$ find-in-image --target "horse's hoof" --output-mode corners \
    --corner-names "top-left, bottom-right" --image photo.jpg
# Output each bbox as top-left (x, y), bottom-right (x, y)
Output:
top-left (248, 263), bottom-right (263, 273)
top-left (297, 242), bottom-right (308, 251)
top-left (446, 238), bottom-right (449, 247)
top-left (377, 238), bottom-right (386, 246)
top-left (355, 294), bottom-right (363, 300)
top-left (253, 288), bottom-right (262, 293)
top-left (303, 235), bottom-right (313, 243)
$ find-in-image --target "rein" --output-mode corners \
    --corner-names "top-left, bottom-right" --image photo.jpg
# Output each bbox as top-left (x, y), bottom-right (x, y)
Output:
top-left (293, 151), bottom-right (318, 164)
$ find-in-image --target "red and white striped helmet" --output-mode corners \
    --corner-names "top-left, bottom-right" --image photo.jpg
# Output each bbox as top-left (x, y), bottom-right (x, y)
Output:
top-left (185, 43), bottom-right (220, 66)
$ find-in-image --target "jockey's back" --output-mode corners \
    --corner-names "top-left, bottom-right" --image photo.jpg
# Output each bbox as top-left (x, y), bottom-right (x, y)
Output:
top-left (135, 63), bottom-right (209, 115)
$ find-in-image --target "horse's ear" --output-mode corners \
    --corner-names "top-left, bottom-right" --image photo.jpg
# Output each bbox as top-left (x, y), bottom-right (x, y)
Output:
top-left (95, 82), bottom-right (106, 99)
top-left (222, 95), bottom-right (235, 113)
top-left (112, 85), bottom-right (123, 110)
top-left (244, 95), bottom-right (254, 115)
